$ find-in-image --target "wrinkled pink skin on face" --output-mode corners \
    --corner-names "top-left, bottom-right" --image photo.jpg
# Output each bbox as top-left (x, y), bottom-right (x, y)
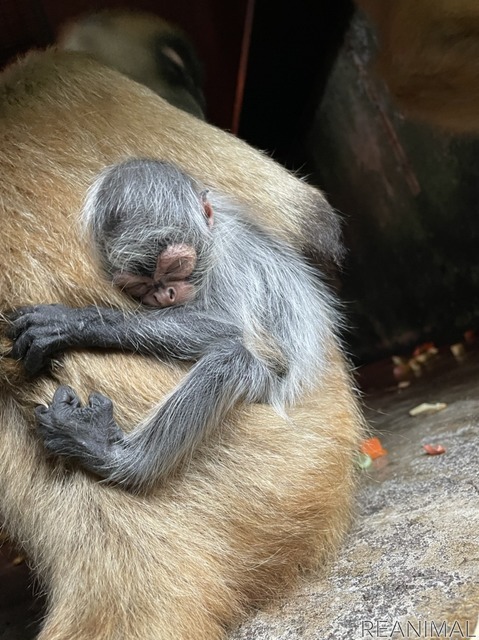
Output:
top-left (113, 244), bottom-right (197, 307)
top-left (113, 200), bottom-right (213, 308)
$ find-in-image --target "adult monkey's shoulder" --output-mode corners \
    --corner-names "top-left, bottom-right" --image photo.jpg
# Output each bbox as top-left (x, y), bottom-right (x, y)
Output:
top-left (0, 49), bottom-right (363, 639)
top-left (0, 49), bottom-right (342, 269)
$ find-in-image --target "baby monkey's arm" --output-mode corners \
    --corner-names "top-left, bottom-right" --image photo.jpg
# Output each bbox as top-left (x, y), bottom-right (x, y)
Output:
top-left (8, 303), bottom-right (240, 377)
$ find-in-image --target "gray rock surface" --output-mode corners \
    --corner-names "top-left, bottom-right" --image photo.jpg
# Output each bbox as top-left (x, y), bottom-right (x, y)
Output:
top-left (232, 351), bottom-right (479, 640)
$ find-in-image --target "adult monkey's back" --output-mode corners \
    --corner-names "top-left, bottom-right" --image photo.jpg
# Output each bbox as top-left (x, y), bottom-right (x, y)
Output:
top-left (0, 51), bottom-right (363, 640)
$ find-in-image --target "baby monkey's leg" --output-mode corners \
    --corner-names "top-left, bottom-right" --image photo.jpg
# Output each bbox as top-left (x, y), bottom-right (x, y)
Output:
top-left (35, 339), bottom-right (273, 491)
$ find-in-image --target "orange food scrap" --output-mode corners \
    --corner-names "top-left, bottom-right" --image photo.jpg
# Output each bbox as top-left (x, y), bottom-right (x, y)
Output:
top-left (464, 329), bottom-right (476, 344)
top-left (423, 444), bottom-right (446, 456)
top-left (413, 342), bottom-right (436, 358)
top-left (360, 437), bottom-right (388, 459)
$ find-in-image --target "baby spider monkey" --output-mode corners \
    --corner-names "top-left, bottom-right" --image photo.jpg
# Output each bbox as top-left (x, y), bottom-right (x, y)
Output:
top-left (9, 159), bottom-right (335, 491)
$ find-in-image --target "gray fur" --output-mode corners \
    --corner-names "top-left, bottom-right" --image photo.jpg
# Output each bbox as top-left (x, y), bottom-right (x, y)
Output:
top-left (10, 158), bottom-right (338, 491)
top-left (81, 158), bottom-right (336, 488)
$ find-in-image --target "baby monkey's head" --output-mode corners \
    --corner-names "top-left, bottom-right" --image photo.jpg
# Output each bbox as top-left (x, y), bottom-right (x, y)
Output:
top-left (84, 158), bottom-right (214, 307)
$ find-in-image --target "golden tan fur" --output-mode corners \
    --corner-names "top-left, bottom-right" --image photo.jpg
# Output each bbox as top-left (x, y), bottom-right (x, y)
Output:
top-left (356, 0), bottom-right (479, 133)
top-left (0, 50), bottom-right (363, 639)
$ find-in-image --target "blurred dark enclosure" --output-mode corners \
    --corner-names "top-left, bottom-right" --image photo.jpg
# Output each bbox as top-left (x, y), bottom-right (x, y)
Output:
top-left (307, 15), bottom-right (479, 363)
top-left (0, 0), bottom-right (249, 129)
top-left (240, 2), bottom-right (479, 365)
top-left (1, 0), bottom-right (479, 364)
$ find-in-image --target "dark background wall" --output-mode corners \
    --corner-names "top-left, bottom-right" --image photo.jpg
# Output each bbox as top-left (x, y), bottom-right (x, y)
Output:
top-left (2, 0), bottom-right (478, 364)
top-left (241, 5), bottom-right (479, 364)
top-left (307, 15), bottom-right (479, 362)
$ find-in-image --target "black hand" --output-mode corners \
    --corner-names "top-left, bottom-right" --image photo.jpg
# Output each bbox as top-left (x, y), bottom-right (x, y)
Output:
top-left (8, 304), bottom-right (126, 377)
top-left (36, 385), bottom-right (124, 477)
top-left (8, 305), bottom-right (88, 377)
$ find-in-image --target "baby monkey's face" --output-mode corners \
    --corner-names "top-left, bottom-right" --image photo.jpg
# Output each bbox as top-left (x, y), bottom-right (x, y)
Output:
top-left (110, 194), bottom-right (214, 308)
top-left (113, 243), bottom-right (197, 307)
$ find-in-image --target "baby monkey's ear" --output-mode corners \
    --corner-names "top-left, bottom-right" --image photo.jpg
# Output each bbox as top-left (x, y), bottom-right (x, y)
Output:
top-left (200, 190), bottom-right (214, 228)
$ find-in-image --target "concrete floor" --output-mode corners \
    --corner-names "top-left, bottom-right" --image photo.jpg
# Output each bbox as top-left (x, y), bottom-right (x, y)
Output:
top-left (1, 348), bottom-right (479, 639)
